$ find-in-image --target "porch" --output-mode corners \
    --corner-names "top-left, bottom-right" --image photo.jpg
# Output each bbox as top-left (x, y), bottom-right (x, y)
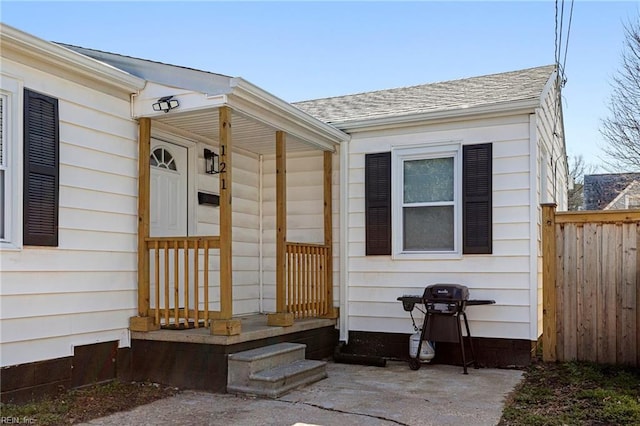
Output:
top-left (128, 77), bottom-right (348, 337)
top-left (131, 314), bottom-right (337, 347)
top-left (129, 314), bottom-right (338, 393)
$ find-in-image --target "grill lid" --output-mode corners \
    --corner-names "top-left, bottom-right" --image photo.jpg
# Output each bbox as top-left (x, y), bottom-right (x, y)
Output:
top-left (422, 284), bottom-right (469, 302)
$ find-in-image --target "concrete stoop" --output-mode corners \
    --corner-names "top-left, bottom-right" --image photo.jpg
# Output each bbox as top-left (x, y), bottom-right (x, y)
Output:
top-left (227, 342), bottom-right (327, 398)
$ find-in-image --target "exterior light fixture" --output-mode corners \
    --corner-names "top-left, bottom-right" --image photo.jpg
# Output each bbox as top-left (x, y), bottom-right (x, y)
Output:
top-left (152, 96), bottom-right (179, 113)
top-left (204, 148), bottom-right (220, 174)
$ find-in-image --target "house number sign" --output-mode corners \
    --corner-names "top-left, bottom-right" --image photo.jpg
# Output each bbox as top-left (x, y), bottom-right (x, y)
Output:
top-left (220, 144), bottom-right (227, 190)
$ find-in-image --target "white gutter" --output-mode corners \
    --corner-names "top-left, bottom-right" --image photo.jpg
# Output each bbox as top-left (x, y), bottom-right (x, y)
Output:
top-left (259, 154), bottom-right (264, 313)
top-left (0, 23), bottom-right (145, 92)
top-left (333, 98), bottom-right (542, 133)
top-left (339, 140), bottom-right (350, 342)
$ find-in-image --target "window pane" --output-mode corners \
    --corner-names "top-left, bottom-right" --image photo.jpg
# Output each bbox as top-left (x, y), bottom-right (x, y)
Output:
top-left (150, 147), bottom-right (177, 171)
top-left (0, 170), bottom-right (4, 239)
top-left (0, 96), bottom-right (4, 239)
top-left (0, 96), bottom-right (4, 166)
top-left (404, 157), bottom-right (453, 203)
top-left (403, 206), bottom-right (454, 251)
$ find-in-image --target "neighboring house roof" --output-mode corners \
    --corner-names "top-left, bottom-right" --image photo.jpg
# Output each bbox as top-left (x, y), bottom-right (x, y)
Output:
top-left (583, 173), bottom-right (640, 210)
top-left (604, 180), bottom-right (640, 210)
top-left (293, 65), bottom-right (556, 128)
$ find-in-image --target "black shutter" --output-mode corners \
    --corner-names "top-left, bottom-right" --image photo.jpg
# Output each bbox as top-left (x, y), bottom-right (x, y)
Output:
top-left (463, 143), bottom-right (492, 254)
top-left (24, 89), bottom-right (59, 246)
top-left (365, 152), bottom-right (391, 255)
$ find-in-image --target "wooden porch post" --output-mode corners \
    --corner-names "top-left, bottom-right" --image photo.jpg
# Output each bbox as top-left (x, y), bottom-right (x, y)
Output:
top-left (211, 106), bottom-right (241, 335)
top-left (322, 151), bottom-right (338, 319)
top-left (542, 203), bottom-right (558, 361)
top-left (268, 131), bottom-right (294, 326)
top-left (130, 117), bottom-right (159, 331)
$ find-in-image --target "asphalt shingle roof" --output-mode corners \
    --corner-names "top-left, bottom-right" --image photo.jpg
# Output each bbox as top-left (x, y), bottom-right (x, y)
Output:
top-left (583, 173), bottom-right (640, 210)
top-left (293, 65), bottom-right (556, 124)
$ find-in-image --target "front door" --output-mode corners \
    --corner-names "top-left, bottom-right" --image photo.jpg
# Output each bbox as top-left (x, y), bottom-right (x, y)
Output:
top-left (150, 140), bottom-right (188, 237)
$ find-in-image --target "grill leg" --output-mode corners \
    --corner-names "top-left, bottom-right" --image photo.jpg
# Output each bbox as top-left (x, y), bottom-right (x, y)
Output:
top-left (456, 313), bottom-right (468, 374)
top-left (462, 312), bottom-right (478, 369)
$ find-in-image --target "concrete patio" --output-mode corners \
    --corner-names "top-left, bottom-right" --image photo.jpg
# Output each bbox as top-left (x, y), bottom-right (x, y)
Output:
top-left (82, 360), bottom-right (524, 426)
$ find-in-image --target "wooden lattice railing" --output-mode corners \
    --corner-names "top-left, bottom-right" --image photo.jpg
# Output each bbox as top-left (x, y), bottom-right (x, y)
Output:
top-left (286, 242), bottom-right (331, 318)
top-left (145, 236), bottom-right (221, 328)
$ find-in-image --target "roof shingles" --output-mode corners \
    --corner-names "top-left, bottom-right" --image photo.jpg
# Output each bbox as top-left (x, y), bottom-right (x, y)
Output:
top-left (293, 65), bottom-right (556, 124)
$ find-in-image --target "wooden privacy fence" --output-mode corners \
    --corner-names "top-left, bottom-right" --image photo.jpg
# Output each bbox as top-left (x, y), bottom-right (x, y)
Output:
top-left (146, 236), bottom-right (221, 328)
top-left (286, 242), bottom-right (331, 318)
top-left (542, 204), bottom-right (640, 366)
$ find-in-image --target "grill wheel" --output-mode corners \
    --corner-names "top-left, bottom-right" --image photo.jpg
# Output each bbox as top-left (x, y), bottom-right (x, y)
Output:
top-left (408, 358), bottom-right (421, 370)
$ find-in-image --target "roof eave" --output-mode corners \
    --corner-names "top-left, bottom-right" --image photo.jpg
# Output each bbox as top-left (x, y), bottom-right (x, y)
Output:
top-left (227, 78), bottom-right (350, 151)
top-left (0, 23), bottom-right (146, 92)
top-left (330, 98), bottom-right (542, 132)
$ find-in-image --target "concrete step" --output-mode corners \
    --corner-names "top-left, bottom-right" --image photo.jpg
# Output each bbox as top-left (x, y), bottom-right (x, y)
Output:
top-left (227, 342), bottom-right (327, 398)
top-left (228, 359), bottom-right (327, 398)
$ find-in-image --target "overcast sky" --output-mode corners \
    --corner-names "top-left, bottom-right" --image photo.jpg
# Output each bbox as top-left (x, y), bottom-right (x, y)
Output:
top-left (3, 1), bottom-right (639, 172)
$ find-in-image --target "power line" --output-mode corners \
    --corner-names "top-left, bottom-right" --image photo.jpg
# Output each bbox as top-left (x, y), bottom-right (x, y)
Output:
top-left (561, 0), bottom-right (575, 81)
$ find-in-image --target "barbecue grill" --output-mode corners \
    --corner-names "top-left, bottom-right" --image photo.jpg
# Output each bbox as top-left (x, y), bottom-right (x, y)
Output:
top-left (397, 284), bottom-right (494, 374)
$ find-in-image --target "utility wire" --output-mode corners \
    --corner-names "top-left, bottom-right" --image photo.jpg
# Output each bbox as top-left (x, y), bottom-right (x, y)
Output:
top-left (552, 0), bottom-right (575, 202)
top-left (561, 0), bottom-right (575, 81)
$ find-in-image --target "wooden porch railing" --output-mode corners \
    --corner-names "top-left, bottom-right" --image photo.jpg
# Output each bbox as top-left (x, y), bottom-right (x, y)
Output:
top-left (286, 242), bottom-right (331, 318)
top-left (145, 236), bottom-right (221, 328)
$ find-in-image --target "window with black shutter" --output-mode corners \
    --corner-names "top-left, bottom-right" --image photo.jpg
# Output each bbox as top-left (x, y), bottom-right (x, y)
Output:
top-left (364, 143), bottom-right (492, 256)
top-left (23, 89), bottom-right (59, 246)
top-left (365, 152), bottom-right (391, 255)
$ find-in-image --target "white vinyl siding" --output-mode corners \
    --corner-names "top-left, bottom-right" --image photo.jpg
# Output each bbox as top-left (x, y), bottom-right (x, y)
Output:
top-left (0, 58), bottom-right (138, 367)
top-left (533, 80), bottom-right (568, 338)
top-left (193, 146), bottom-right (260, 315)
top-left (346, 115), bottom-right (535, 340)
top-left (261, 151), bottom-right (340, 312)
top-left (229, 151), bottom-right (260, 315)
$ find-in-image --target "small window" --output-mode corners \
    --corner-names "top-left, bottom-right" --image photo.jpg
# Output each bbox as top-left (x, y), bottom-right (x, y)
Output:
top-left (1, 75), bottom-right (23, 248)
top-left (402, 157), bottom-right (455, 251)
top-left (365, 143), bottom-right (492, 258)
top-left (150, 147), bottom-right (177, 171)
top-left (0, 94), bottom-right (5, 167)
top-left (393, 144), bottom-right (460, 256)
top-left (0, 94), bottom-right (6, 240)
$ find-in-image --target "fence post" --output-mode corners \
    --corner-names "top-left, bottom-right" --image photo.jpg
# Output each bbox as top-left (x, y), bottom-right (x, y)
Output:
top-left (542, 203), bottom-right (558, 361)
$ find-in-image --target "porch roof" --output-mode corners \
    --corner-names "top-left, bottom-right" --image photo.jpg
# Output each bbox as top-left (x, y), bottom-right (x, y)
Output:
top-left (61, 44), bottom-right (350, 153)
top-left (1, 25), bottom-right (145, 96)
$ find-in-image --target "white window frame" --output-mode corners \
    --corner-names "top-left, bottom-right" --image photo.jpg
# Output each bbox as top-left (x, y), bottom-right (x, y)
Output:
top-left (392, 142), bottom-right (462, 259)
top-left (0, 73), bottom-right (23, 250)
